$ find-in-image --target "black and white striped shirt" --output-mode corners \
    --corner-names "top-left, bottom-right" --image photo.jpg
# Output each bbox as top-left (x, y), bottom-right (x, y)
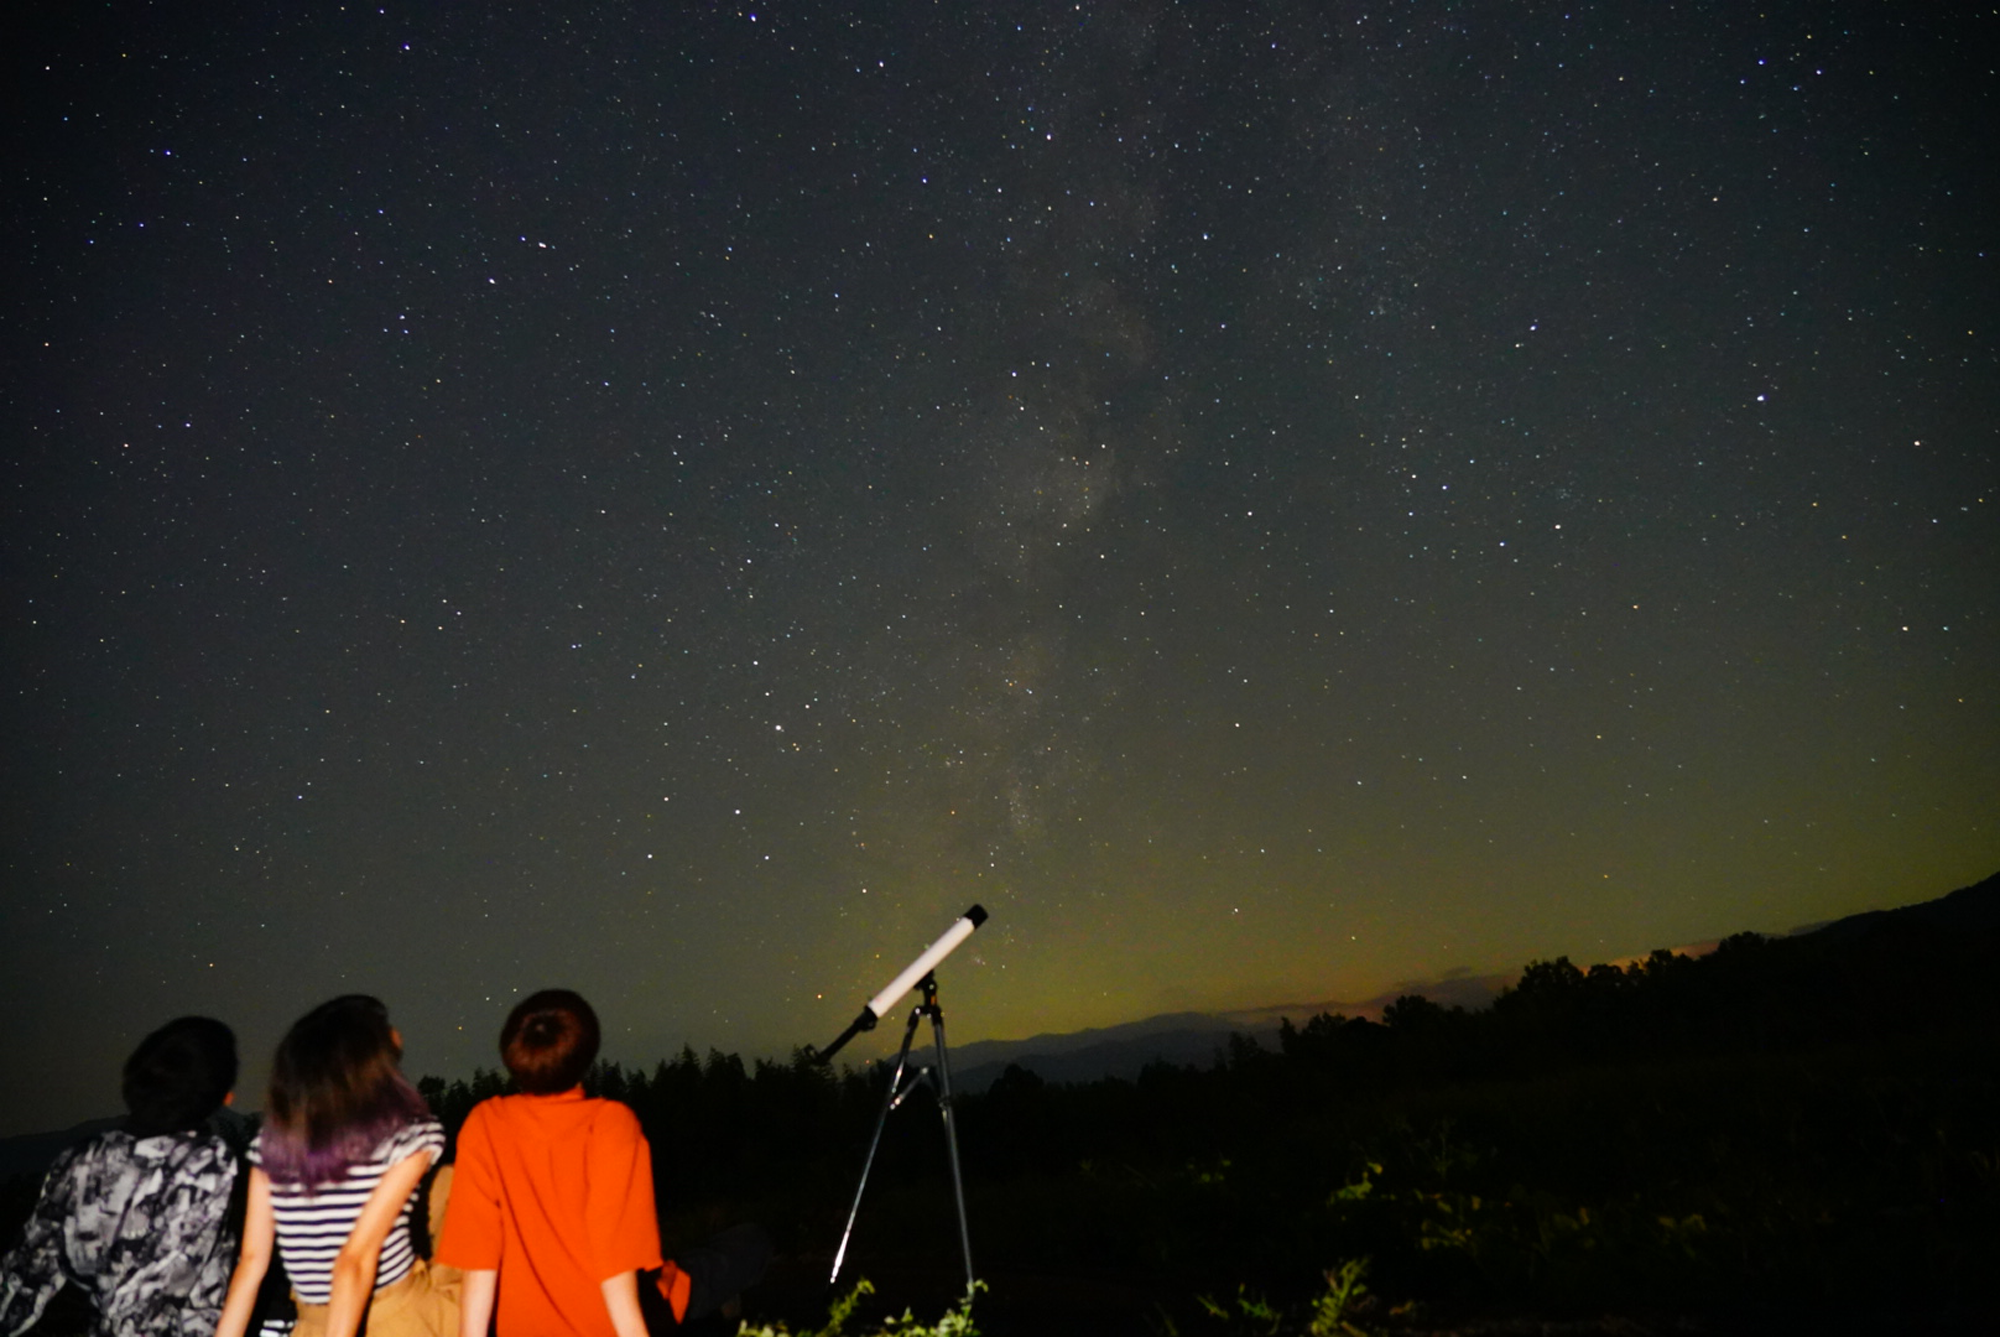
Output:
top-left (251, 1120), bottom-right (443, 1306)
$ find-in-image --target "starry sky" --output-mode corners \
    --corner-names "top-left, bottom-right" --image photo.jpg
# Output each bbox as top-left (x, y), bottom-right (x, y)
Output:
top-left (4, 1), bottom-right (1996, 1137)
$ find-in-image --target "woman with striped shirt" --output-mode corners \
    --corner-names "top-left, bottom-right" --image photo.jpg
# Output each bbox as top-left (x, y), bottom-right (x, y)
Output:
top-left (215, 996), bottom-right (459, 1337)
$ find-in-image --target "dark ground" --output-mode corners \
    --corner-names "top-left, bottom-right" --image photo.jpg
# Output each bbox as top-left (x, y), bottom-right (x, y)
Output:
top-left (722, 1254), bottom-right (2000, 1337)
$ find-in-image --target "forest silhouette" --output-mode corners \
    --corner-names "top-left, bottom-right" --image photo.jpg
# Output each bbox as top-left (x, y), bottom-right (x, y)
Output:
top-left (412, 876), bottom-right (2000, 1332)
top-left (5, 876), bottom-right (1995, 1334)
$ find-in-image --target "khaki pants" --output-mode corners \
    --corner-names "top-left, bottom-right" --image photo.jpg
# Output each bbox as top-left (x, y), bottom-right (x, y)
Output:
top-left (292, 1165), bottom-right (462, 1337)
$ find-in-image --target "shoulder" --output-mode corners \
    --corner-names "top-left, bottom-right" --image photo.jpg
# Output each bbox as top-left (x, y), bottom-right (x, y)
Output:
top-left (77, 1126), bottom-right (138, 1156)
top-left (51, 1128), bottom-right (144, 1180)
top-left (455, 1098), bottom-right (502, 1149)
top-left (145, 1128), bottom-right (236, 1171)
top-left (140, 1130), bottom-right (238, 1196)
top-left (380, 1118), bottom-right (445, 1165)
top-left (37, 1133), bottom-right (104, 1190)
top-left (41, 1128), bottom-right (231, 1203)
top-left (585, 1099), bottom-right (646, 1142)
top-left (180, 1128), bottom-right (240, 1176)
top-left (161, 1125), bottom-right (234, 1156)
top-left (58, 1128), bottom-right (123, 1165)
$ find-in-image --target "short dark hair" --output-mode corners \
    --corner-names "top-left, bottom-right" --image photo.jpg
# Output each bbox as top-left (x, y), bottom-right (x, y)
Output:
top-left (500, 990), bottom-right (600, 1094)
top-left (123, 1016), bottom-right (238, 1136)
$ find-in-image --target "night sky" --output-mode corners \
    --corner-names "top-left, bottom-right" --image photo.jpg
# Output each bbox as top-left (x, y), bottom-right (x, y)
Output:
top-left (5, 1), bottom-right (1996, 1137)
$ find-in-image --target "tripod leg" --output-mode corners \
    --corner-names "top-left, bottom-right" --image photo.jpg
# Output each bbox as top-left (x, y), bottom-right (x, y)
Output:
top-left (926, 982), bottom-right (977, 1295)
top-left (830, 1005), bottom-right (924, 1286)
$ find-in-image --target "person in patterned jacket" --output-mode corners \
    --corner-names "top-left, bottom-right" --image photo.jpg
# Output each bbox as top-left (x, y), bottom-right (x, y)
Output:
top-left (0, 1017), bottom-right (242, 1337)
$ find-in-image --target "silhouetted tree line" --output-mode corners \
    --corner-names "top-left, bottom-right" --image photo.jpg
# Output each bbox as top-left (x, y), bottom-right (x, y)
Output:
top-left (7, 904), bottom-right (1994, 1329)
top-left (389, 909), bottom-right (1998, 1323)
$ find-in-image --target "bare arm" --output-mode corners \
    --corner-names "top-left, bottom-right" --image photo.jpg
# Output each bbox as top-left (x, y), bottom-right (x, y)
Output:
top-left (213, 1170), bottom-right (274, 1337)
top-left (598, 1272), bottom-right (650, 1337)
top-left (322, 1152), bottom-right (435, 1337)
top-left (457, 1270), bottom-right (497, 1337)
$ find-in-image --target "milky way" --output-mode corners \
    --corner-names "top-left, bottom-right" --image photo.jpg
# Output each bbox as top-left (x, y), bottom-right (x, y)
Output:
top-left (4, 1), bottom-right (1994, 1134)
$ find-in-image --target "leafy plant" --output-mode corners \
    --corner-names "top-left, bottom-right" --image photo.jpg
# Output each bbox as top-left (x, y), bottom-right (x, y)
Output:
top-left (735, 1280), bottom-right (984, 1337)
top-left (1307, 1258), bottom-right (1374, 1337)
top-left (1194, 1284), bottom-right (1284, 1335)
top-left (1191, 1259), bottom-right (1380, 1337)
top-left (874, 1281), bottom-right (984, 1337)
top-left (734, 1280), bottom-right (873, 1337)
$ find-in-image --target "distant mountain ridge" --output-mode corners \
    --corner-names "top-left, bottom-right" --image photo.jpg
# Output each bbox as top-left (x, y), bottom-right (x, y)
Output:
top-left (941, 1013), bottom-right (1261, 1091)
top-left (947, 869), bottom-right (2000, 1092)
top-left (940, 974), bottom-right (1521, 1092)
top-left (1787, 869), bottom-right (2000, 942)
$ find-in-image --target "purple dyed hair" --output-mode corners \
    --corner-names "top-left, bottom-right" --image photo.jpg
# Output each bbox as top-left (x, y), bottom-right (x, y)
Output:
top-left (259, 995), bottom-right (431, 1187)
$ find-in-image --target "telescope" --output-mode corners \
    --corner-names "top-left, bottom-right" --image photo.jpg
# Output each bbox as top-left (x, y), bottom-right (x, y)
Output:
top-left (814, 903), bottom-right (989, 1295)
top-left (815, 903), bottom-right (987, 1063)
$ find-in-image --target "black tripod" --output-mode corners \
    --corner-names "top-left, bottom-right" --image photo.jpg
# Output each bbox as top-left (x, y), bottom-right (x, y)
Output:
top-left (828, 972), bottom-right (975, 1295)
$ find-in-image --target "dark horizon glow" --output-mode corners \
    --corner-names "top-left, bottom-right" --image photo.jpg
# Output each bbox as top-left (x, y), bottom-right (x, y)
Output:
top-left (3, 1), bottom-right (1994, 1137)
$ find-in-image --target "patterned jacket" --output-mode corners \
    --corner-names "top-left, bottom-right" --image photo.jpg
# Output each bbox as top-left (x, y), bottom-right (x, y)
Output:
top-left (0, 1127), bottom-right (240, 1337)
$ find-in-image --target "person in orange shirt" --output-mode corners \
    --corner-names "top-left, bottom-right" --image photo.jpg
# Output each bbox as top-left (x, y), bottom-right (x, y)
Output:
top-left (436, 991), bottom-right (765, 1337)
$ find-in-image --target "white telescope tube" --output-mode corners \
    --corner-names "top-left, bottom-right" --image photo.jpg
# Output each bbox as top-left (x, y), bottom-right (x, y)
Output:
top-left (868, 905), bottom-right (987, 1019)
top-left (815, 904), bottom-right (988, 1062)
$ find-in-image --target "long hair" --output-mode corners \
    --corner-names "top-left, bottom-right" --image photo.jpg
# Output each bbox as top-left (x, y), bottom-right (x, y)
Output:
top-left (259, 995), bottom-right (430, 1186)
